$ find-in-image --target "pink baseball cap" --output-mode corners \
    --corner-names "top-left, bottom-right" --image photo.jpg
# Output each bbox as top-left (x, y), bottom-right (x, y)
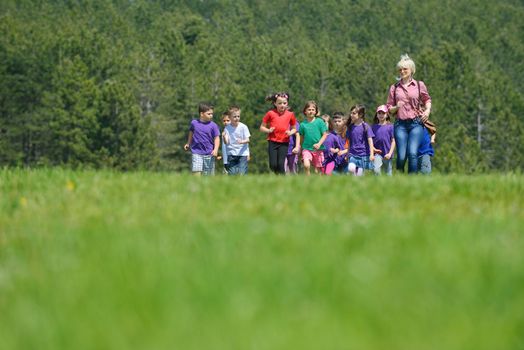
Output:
top-left (376, 105), bottom-right (388, 114)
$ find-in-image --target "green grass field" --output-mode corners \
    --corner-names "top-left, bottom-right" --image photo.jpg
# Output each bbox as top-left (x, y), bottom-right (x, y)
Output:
top-left (1, 169), bottom-right (523, 350)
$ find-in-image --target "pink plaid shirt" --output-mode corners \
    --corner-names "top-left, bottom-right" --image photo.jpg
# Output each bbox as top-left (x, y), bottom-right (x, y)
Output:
top-left (387, 80), bottom-right (431, 120)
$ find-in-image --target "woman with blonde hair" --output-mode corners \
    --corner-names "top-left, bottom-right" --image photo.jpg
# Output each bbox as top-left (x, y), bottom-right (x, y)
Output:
top-left (386, 54), bottom-right (432, 173)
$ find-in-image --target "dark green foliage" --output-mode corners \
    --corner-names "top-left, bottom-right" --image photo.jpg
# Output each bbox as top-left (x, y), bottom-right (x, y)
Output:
top-left (0, 0), bottom-right (523, 172)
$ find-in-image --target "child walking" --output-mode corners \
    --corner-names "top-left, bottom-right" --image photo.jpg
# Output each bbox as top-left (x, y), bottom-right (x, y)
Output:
top-left (346, 104), bottom-right (375, 176)
top-left (299, 101), bottom-right (328, 175)
top-left (322, 112), bottom-right (348, 175)
top-left (371, 105), bottom-right (396, 175)
top-left (220, 111), bottom-right (231, 173)
top-left (184, 102), bottom-right (220, 176)
top-left (223, 105), bottom-right (250, 175)
top-left (260, 92), bottom-right (297, 174)
top-left (418, 121), bottom-right (437, 174)
top-left (285, 121), bottom-right (301, 174)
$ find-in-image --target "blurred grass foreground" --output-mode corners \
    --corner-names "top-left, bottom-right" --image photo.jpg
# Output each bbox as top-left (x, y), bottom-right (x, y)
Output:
top-left (1, 169), bottom-right (523, 350)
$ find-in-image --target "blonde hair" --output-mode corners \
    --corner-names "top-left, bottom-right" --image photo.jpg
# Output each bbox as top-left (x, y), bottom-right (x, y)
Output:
top-left (397, 54), bottom-right (416, 76)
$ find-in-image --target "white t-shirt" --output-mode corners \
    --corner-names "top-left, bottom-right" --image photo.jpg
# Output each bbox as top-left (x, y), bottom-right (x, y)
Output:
top-left (224, 122), bottom-right (250, 156)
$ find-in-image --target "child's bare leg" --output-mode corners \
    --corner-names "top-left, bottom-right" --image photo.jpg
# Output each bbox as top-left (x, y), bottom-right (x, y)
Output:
top-left (303, 159), bottom-right (311, 176)
top-left (348, 162), bottom-right (357, 175)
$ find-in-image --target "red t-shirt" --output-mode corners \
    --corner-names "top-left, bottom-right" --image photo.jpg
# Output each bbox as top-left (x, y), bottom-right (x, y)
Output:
top-left (262, 109), bottom-right (297, 143)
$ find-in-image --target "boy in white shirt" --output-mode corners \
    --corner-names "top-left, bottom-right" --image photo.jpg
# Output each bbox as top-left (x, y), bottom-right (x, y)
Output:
top-left (223, 105), bottom-right (250, 175)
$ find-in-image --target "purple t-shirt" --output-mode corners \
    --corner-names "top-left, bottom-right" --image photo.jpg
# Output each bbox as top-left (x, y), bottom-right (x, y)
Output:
top-left (335, 133), bottom-right (348, 165)
top-left (287, 121), bottom-right (300, 155)
top-left (347, 122), bottom-right (374, 157)
top-left (189, 119), bottom-right (220, 155)
top-left (371, 123), bottom-right (394, 156)
top-left (323, 131), bottom-right (345, 163)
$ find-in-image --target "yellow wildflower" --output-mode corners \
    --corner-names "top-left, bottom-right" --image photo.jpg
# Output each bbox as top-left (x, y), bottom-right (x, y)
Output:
top-left (66, 180), bottom-right (75, 192)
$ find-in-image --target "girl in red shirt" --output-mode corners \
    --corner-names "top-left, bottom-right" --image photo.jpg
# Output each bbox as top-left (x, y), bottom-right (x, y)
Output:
top-left (260, 92), bottom-right (298, 174)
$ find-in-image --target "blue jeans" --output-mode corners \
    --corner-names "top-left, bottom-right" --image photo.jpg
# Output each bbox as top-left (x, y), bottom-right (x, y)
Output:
top-left (373, 155), bottom-right (393, 176)
top-left (418, 154), bottom-right (432, 174)
top-left (227, 155), bottom-right (248, 175)
top-left (394, 118), bottom-right (424, 173)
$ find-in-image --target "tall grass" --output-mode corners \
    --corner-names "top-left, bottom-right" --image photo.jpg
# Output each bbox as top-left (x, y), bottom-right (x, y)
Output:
top-left (1, 169), bottom-right (523, 350)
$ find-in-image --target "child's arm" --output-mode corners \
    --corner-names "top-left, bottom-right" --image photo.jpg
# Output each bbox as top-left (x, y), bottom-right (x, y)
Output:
top-left (431, 132), bottom-right (436, 144)
top-left (184, 131), bottom-right (193, 151)
top-left (212, 136), bottom-right (219, 157)
top-left (238, 126), bottom-right (250, 144)
top-left (222, 130), bottom-right (230, 145)
top-left (286, 126), bottom-right (296, 136)
top-left (385, 138), bottom-right (396, 160)
top-left (313, 132), bottom-right (328, 150)
top-left (260, 122), bottom-right (275, 134)
top-left (292, 133), bottom-right (301, 154)
top-left (368, 137), bottom-right (375, 161)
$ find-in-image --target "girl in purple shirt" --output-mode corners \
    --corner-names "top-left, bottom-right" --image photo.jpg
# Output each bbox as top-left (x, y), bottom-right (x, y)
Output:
top-left (371, 105), bottom-right (396, 176)
top-left (346, 105), bottom-right (375, 176)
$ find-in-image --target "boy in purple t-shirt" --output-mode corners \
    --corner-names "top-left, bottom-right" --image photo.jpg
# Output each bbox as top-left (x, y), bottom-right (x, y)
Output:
top-left (322, 113), bottom-right (348, 175)
top-left (184, 103), bottom-right (220, 175)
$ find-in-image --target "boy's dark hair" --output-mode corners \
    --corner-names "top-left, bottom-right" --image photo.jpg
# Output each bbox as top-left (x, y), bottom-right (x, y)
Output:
top-left (333, 111), bottom-right (345, 119)
top-left (265, 91), bottom-right (290, 104)
top-left (199, 102), bottom-right (214, 114)
top-left (330, 112), bottom-right (344, 132)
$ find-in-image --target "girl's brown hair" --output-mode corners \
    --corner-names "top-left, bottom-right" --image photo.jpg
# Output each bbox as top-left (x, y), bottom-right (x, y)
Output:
top-left (346, 104), bottom-right (366, 127)
top-left (265, 92), bottom-right (290, 104)
top-left (373, 111), bottom-right (390, 124)
top-left (302, 100), bottom-right (319, 116)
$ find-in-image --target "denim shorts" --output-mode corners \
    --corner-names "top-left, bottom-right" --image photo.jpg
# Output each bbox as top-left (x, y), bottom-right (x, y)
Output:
top-left (349, 156), bottom-right (374, 170)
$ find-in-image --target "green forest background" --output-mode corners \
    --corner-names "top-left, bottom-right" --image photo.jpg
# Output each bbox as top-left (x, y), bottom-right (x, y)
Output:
top-left (1, 0), bottom-right (523, 173)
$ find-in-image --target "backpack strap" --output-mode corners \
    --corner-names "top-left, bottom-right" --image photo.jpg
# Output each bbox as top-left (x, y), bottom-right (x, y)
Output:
top-left (363, 123), bottom-right (371, 156)
top-left (393, 81), bottom-right (401, 106)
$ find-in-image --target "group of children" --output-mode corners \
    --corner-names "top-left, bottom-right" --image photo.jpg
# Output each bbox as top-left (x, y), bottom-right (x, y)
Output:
top-left (184, 94), bottom-right (436, 176)
top-left (184, 103), bottom-right (251, 175)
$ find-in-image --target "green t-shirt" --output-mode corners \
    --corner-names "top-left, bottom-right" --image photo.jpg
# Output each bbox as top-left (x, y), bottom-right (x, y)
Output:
top-left (299, 117), bottom-right (328, 151)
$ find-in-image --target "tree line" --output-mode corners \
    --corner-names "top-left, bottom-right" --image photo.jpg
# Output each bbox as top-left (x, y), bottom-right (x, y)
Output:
top-left (1, 0), bottom-right (523, 173)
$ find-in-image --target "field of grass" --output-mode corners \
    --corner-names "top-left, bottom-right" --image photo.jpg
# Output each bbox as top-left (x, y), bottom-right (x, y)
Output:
top-left (1, 168), bottom-right (523, 350)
